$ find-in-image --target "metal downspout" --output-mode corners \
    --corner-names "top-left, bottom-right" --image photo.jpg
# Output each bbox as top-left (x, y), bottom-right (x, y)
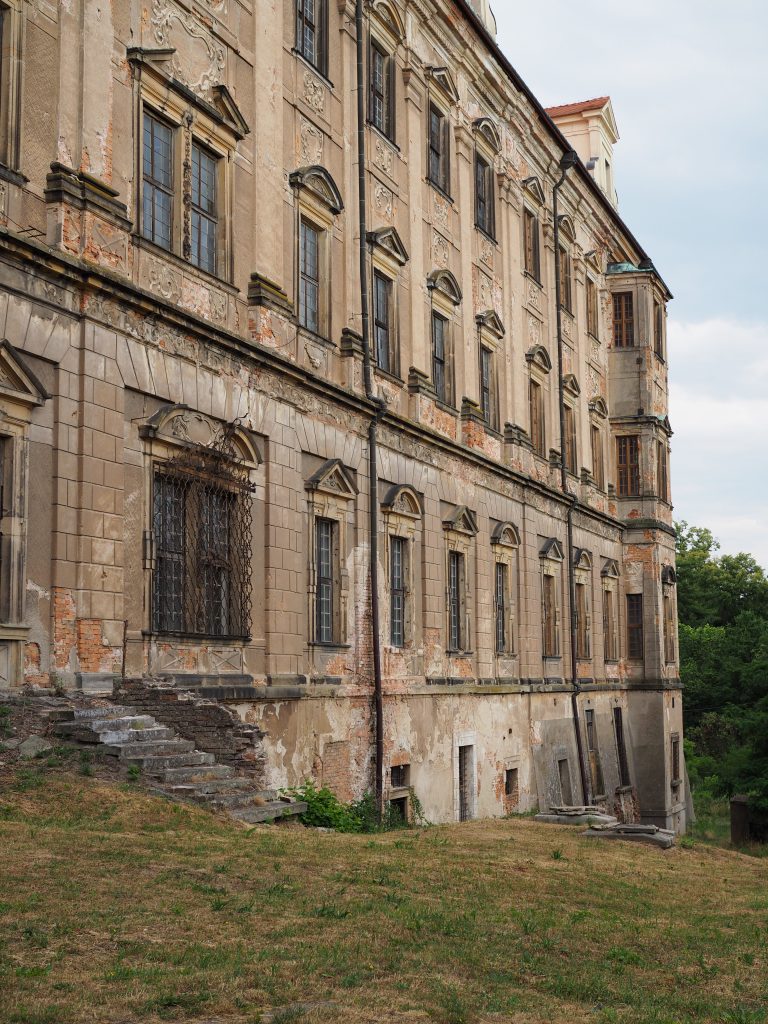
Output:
top-left (553, 150), bottom-right (591, 806)
top-left (355, 0), bottom-right (385, 818)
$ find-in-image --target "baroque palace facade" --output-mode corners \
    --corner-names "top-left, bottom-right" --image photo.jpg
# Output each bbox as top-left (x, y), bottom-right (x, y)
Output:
top-left (0, 0), bottom-right (686, 829)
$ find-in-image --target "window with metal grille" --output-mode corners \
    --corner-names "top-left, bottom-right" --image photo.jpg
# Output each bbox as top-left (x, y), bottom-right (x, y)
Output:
top-left (296, 0), bottom-right (327, 73)
top-left (612, 292), bottom-right (634, 347)
top-left (299, 218), bottom-right (321, 334)
top-left (190, 142), bottom-right (217, 275)
top-left (432, 311), bottom-right (449, 403)
top-left (390, 535), bottom-right (406, 648)
top-left (480, 345), bottom-right (497, 429)
top-left (613, 706), bottom-right (631, 786)
top-left (391, 763), bottom-right (409, 788)
top-left (494, 561), bottom-right (507, 654)
top-left (616, 435), bottom-right (640, 496)
top-left (654, 300), bottom-right (664, 359)
top-left (448, 550), bottom-right (464, 651)
top-left (586, 277), bottom-right (599, 338)
top-left (529, 379), bottom-right (545, 457)
top-left (576, 581), bottom-right (590, 659)
top-left (428, 103), bottom-right (450, 194)
top-left (315, 517), bottom-right (336, 644)
top-left (152, 455), bottom-right (253, 640)
top-left (142, 111), bottom-right (174, 251)
top-left (559, 245), bottom-right (572, 312)
top-left (563, 405), bottom-right (577, 475)
top-left (657, 440), bottom-right (668, 501)
top-left (373, 270), bottom-right (393, 373)
top-left (369, 40), bottom-right (393, 138)
top-left (475, 151), bottom-right (494, 237)
top-left (626, 593), bottom-right (644, 660)
top-left (603, 588), bottom-right (618, 661)
top-left (542, 572), bottom-right (558, 657)
top-left (591, 423), bottom-right (604, 489)
top-left (523, 208), bottom-right (540, 280)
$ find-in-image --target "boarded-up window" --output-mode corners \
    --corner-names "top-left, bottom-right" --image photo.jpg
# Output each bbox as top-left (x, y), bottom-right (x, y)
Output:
top-left (559, 246), bottom-right (572, 312)
top-left (603, 588), bottom-right (618, 661)
top-left (428, 103), bottom-right (450, 194)
top-left (657, 440), bottom-right (668, 501)
top-left (616, 435), bottom-right (640, 497)
top-left (587, 277), bottom-right (599, 338)
top-left (614, 707), bottom-right (631, 787)
top-left (612, 292), bottom-right (634, 347)
top-left (591, 423), bottom-right (605, 489)
top-left (523, 208), bottom-right (540, 279)
top-left (654, 300), bottom-right (664, 359)
top-left (564, 405), bottom-right (577, 475)
top-left (529, 379), bottom-right (545, 457)
top-left (542, 572), bottom-right (559, 657)
top-left (432, 311), bottom-right (449, 404)
top-left (475, 151), bottom-right (495, 237)
top-left (480, 345), bottom-right (498, 430)
top-left (663, 590), bottom-right (676, 663)
top-left (576, 582), bottom-right (590, 659)
top-left (585, 709), bottom-right (605, 796)
top-left (626, 593), bottom-right (644, 660)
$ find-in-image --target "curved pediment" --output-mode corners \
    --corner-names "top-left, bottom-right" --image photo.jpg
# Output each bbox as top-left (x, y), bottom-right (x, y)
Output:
top-left (289, 165), bottom-right (344, 215)
top-left (662, 565), bottom-right (677, 585)
top-left (573, 548), bottom-right (592, 570)
top-left (589, 395), bottom-right (608, 419)
top-left (492, 521), bottom-right (520, 548)
top-left (475, 309), bottom-right (505, 338)
top-left (558, 214), bottom-right (576, 242)
top-left (382, 484), bottom-right (422, 518)
top-left (563, 373), bottom-right (580, 398)
top-left (522, 176), bottom-right (546, 206)
top-left (306, 458), bottom-right (357, 497)
top-left (426, 66), bottom-right (459, 104)
top-left (428, 268), bottom-right (462, 306)
top-left (367, 226), bottom-right (409, 266)
top-left (140, 404), bottom-right (260, 466)
top-left (540, 537), bottom-right (564, 562)
top-left (526, 344), bottom-right (552, 373)
top-left (368, 0), bottom-right (405, 41)
top-left (443, 505), bottom-right (478, 536)
top-left (473, 117), bottom-right (501, 154)
top-left (585, 248), bottom-right (603, 273)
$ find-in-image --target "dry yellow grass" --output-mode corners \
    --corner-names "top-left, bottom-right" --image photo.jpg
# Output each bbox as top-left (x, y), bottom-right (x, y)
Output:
top-left (1, 767), bottom-right (767, 1024)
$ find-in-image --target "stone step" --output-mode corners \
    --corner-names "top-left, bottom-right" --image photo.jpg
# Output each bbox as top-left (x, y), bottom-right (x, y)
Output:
top-left (111, 739), bottom-right (196, 759)
top-left (163, 779), bottom-right (255, 800)
top-left (125, 751), bottom-right (217, 771)
top-left (161, 764), bottom-right (235, 784)
top-left (99, 727), bottom-right (175, 745)
top-left (88, 715), bottom-right (158, 733)
top-left (73, 706), bottom-right (137, 721)
top-left (231, 800), bottom-right (308, 824)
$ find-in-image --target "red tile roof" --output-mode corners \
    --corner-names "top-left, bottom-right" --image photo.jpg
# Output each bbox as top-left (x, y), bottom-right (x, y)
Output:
top-left (545, 96), bottom-right (610, 119)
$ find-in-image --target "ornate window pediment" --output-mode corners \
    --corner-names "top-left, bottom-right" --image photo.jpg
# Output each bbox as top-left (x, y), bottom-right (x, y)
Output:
top-left (573, 548), bottom-right (592, 571)
top-left (601, 558), bottom-right (620, 579)
top-left (289, 165), bottom-right (344, 215)
top-left (368, 226), bottom-right (409, 266)
top-left (140, 405), bottom-right (259, 466)
top-left (662, 565), bottom-right (677, 585)
top-left (425, 65), bottom-right (459, 104)
top-left (492, 522), bottom-right (520, 548)
top-left (585, 249), bottom-right (603, 274)
top-left (589, 395), bottom-right (608, 419)
top-left (526, 344), bottom-right (552, 373)
top-left (0, 341), bottom-right (49, 409)
top-left (428, 268), bottom-right (462, 306)
top-left (563, 373), bottom-right (580, 398)
top-left (658, 414), bottom-right (673, 436)
top-left (382, 484), bottom-right (422, 518)
top-left (522, 176), bottom-right (546, 206)
top-left (306, 458), bottom-right (357, 498)
top-left (473, 117), bottom-right (501, 154)
top-left (558, 214), bottom-right (576, 242)
top-left (475, 309), bottom-right (505, 338)
top-left (443, 505), bottom-right (478, 536)
top-left (540, 537), bottom-right (564, 561)
top-left (368, 0), bottom-right (405, 41)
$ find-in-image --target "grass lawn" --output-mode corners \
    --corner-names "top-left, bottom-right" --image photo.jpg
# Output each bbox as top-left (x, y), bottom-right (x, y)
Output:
top-left (1, 766), bottom-right (767, 1024)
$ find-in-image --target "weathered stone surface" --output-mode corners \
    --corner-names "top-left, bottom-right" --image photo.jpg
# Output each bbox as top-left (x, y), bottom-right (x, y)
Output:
top-left (18, 735), bottom-right (53, 758)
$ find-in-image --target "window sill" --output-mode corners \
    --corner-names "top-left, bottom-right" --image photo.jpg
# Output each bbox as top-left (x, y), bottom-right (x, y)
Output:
top-left (587, 330), bottom-right (601, 344)
top-left (298, 325), bottom-right (335, 349)
top-left (475, 224), bottom-right (497, 245)
top-left (0, 163), bottom-right (28, 187)
top-left (143, 630), bottom-right (252, 643)
top-left (446, 650), bottom-right (473, 657)
top-left (426, 178), bottom-right (453, 204)
top-left (133, 234), bottom-right (237, 293)
top-left (373, 365), bottom-right (404, 386)
top-left (616, 785), bottom-right (633, 794)
top-left (366, 120), bottom-right (399, 152)
top-left (291, 49), bottom-right (334, 90)
top-left (524, 270), bottom-right (543, 289)
top-left (543, 655), bottom-right (562, 661)
top-left (434, 397), bottom-right (458, 416)
top-left (309, 641), bottom-right (351, 651)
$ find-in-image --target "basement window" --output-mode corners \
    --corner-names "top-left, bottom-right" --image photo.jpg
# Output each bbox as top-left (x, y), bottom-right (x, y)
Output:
top-left (391, 763), bottom-right (409, 789)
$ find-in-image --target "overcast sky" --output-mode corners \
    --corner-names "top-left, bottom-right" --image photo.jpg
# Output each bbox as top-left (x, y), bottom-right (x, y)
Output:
top-left (493, 1), bottom-right (768, 569)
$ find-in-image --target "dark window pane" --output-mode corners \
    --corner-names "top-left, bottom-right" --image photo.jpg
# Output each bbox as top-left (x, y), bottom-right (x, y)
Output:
top-left (316, 518), bottom-right (335, 643)
top-left (142, 112), bottom-right (174, 250)
top-left (299, 220), bottom-right (321, 333)
top-left (390, 535), bottom-right (406, 647)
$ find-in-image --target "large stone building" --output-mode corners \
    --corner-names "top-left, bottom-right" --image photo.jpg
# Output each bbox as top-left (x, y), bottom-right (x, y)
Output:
top-left (0, 0), bottom-right (686, 829)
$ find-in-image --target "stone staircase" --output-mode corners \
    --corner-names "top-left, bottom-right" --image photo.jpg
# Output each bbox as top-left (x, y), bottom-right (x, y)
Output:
top-left (53, 704), bottom-right (307, 825)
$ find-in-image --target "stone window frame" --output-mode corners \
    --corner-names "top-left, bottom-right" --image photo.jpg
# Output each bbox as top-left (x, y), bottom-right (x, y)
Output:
top-left (588, 396), bottom-right (608, 490)
top-left (0, 0), bottom-right (23, 173)
top-left (290, 165), bottom-right (344, 344)
top-left (585, 273), bottom-right (600, 341)
top-left (442, 505), bottom-right (478, 655)
top-left (526, 343), bottom-right (552, 459)
top-left (475, 309), bottom-right (504, 433)
top-left (0, 342), bottom-right (48, 686)
top-left (128, 49), bottom-right (249, 285)
top-left (562, 372), bottom-right (580, 477)
top-left (539, 537), bottom-right (564, 660)
top-left (522, 177), bottom-right (545, 284)
top-left (573, 548), bottom-right (593, 661)
top-left (305, 458), bottom-right (357, 648)
top-left (491, 522), bottom-right (520, 658)
top-left (601, 558), bottom-right (620, 664)
top-left (428, 268), bottom-right (463, 409)
top-left (425, 67), bottom-right (458, 199)
top-left (381, 484), bottom-right (422, 650)
top-left (295, 0), bottom-right (329, 78)
top-left (368, 226), bottom-right (409, 380)
top-left (557, 215), bottom-right (576, 315)
top-left (472, 117), bottom-right (501, 242)
top-left (366, 3), bottom-right (405, 143)
top-left (138, 405), bottom-right (261, 643)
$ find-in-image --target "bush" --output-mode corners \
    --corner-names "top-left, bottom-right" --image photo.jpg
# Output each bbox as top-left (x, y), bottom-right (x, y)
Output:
top-left (286, 782), bottom-right (422, 833)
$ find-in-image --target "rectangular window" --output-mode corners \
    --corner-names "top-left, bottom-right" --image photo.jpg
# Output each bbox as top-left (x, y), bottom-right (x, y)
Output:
top-left (586, 277), bottom-right (599, 338)
top-left (391, 763), bottom-right (409, 788)
top-left (671, 735), bottom-right (680, 786)
top-left (626, 593), bottom-right (644, 660)
top-left (315, 517), bottom-right (336, 644)
top-left (529, 379), bottom-right (545, 457)
top-left (504, 767), bottom-right (518, 799)
top-left (603, 588), bottom-right (618, 662)
top-left (564, 405), bottom-right (577, 475)
top-left (369, 40), bottom-right (393, 138)
top-left (616, 435), bottom-right (640, 497)
top-left (428, 103), bottom-right (450, 194)
top-left (614, 707), bottom-right (631, 787)
top-left (664, 590), bottom-right (676, 663)
top-left (432, 311), bottom-right (449, 404)
top-left (479, 345), bottom-right (497, 430)
top-left (591, 424), bottom-right (605, 489)
top-left (542, 572), bottom-right (558, 657)
top-left (494, 561), bottom-right (507, 654)
top-left (523, 209), bottom-right (540, 279)
top-left (584, 708), bottom-right (605, 796)
top-left (657, 440), bottom-right (668, 501)
top-left (559, 246), bottom-right (572, 312)
top-left (190, 142), bottom-right (218, 275)
top-left (299, 218), bottom-right (321, 334)
top-left (390, 535), bottom-right (407, 648)
top-left (448, 550), bottom-right (465, 652)
top-left (576, 581), bottom-right (590, 659)
top-left (458, 744), bottom-right (473, 821)
top-left (613, 292), bottom-right (634, 348)
top-left (296, 0), bottom-right (327, 73)
top-left (654, 300), bottom-right (664, 359)
top-left (373, 270), bottom-right (393, 374)
top-left (474, 152), bottom-right (495, 237)
top-left (142, 111), bottom-right (174, 251)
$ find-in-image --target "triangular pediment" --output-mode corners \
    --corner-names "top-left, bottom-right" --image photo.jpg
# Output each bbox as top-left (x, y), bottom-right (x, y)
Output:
top-left (369, 0), bottom-right (405, 41)
top-left (443, 505), bottom-right (478, 536)
top-left (584, 249), bottom-right (603, 273)
top-left (427, 268), bottom-right (462, 306)
top-left (589, 395), bottom-right (608, 419)
top-left (475, 309), bottom-right (505, 338)
top-left (540, 537), bottom-right (564, 562)
top-left (306, 458), bottom-right (356, 497)
top-left (473, 117), bottom-right (501, 154)
top-left (492, 521), bottom-right (520, 548)
top-left (0, 341), bottom-right (48, 407)
top-left (526, 344), bottom-right (552, 373)
top-left (426, 66), bottom-right (459, 104)
top-left (367, 226), bottom-right (409, 266)
top-left (211, 84), bottom-right (250, 139)
top-left (659, 414), bottom-right (673, 436)
top-left (558, 214), bottom-right (576, 242)
top-left (522, 176), bottom-right (546, 206)
top-left (601, 558), bottom-right (620, 579)
top-left (563, 373), bottom-right (580, 398)
top-left (573, 548), bottom-right (592, 571)
top-left (382, 484), bottom-right (422, 518)
top-left (289, 165), bottom-right (344, 215)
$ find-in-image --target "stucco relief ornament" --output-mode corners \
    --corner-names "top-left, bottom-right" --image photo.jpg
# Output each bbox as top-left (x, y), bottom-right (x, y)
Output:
top-left (374, 184), bottom-right (393, 221)
top-left (432, 194), bottom-right (449, 229)
top-left (480, 239), bottom-right (494, 269)
top-left (304, 341), bottom-right (324, 369)
top-left (151, 0), bottom-right (225, 98)
top-left (528, 314), bottom-right (541, 346)
top-left (303, 71), bottom-right (325, 113)
top-left (299, 119), bottom-right (323, 165)
top-left (432, 232), bottom-right (449, 268)
top-left (526, 279), bottom-right (541, 312)
top-left (562, 314), bottom-right (573, 340)
top-left (148, 258), bottom-right (181, 302)
top-left (373, 139), bottom-right (394, 175)
top-left (209, 290), bottom-right (227, 324)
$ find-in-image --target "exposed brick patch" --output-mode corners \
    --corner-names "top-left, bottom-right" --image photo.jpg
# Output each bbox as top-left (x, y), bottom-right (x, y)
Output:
top-left (23, 643), bottom-right (47, 687)
top-left (52, 588), bottom-right (76, 671)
